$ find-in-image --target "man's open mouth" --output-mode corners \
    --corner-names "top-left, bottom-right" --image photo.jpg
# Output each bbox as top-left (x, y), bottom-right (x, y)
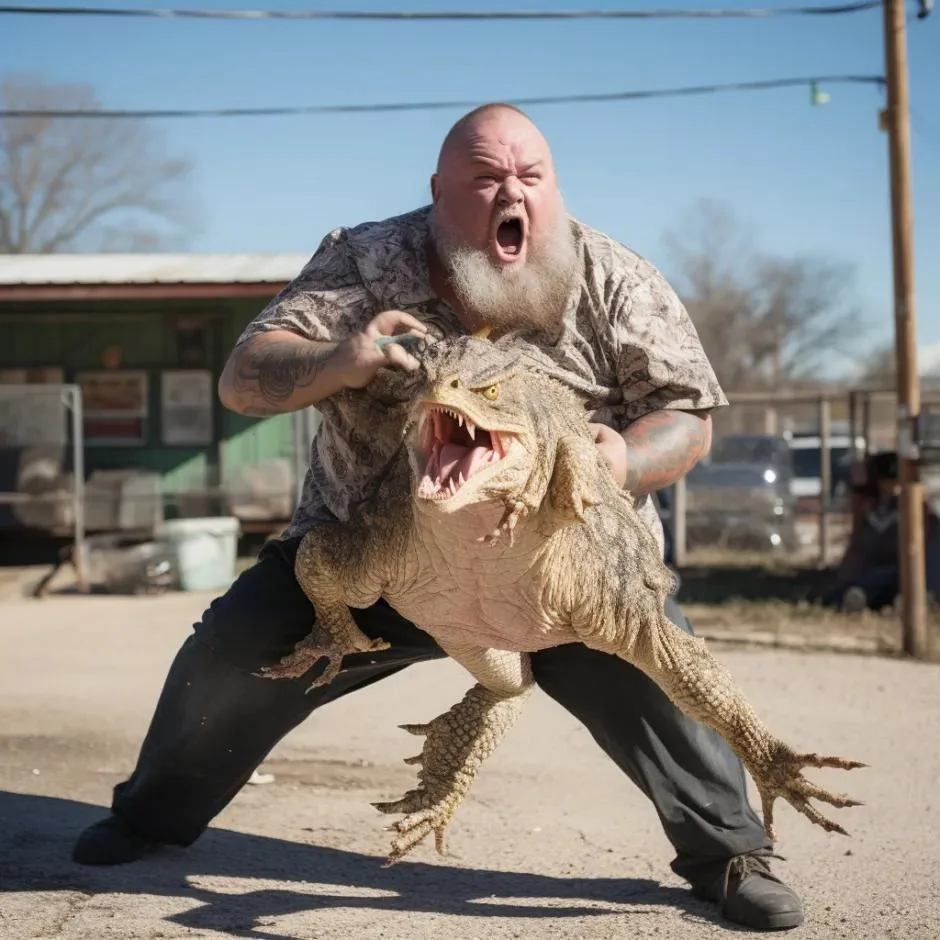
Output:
top-left (495, 217), bottom-right (524, 257)
top-left (417, 405), bottom-right (509, 501)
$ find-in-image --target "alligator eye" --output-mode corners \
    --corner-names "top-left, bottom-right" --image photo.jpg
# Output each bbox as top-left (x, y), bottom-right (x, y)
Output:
top-left (480, 384), bottom-right (499, 401)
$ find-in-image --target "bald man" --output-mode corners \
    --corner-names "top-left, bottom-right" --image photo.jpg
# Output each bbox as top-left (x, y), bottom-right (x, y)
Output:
top-left (72, 104), bottom-right (803, 931)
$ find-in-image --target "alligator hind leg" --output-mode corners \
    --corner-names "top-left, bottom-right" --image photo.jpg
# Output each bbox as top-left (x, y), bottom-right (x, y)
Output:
top-left (372, 645), bottom-right (533, 864)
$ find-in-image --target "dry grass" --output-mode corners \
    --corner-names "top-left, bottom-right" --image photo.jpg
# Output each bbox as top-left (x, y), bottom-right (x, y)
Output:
top-left (677, 549), bottom-right (940, 662)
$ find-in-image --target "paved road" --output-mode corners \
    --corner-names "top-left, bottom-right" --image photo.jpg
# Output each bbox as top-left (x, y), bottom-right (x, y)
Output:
top-left (0, 592), bottom-right (937, 939)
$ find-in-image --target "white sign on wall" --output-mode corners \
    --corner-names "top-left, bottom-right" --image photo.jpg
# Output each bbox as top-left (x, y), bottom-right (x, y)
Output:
top-left (161, 370), bottom-right (213, 446)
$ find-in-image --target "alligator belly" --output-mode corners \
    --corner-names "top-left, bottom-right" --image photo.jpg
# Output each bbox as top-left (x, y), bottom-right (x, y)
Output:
top-left (384, 576), bottom-right (578, 653)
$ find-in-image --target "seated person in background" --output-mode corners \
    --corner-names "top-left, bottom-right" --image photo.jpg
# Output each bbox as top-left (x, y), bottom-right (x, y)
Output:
top-left (823, 452), bottom-right (939, 611)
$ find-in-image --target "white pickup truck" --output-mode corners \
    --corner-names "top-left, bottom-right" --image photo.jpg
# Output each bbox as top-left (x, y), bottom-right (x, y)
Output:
top-left (786, 432), bottom-right (866, 506)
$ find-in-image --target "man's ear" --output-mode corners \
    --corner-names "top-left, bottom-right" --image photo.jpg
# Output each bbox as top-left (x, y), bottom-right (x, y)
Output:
top-left (430, 173), bottom-right (440, 203)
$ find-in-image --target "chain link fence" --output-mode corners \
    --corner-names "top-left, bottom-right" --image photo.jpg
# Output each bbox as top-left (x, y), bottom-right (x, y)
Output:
top-left (0, 382), bottom-right (87, 578)
top-left (0, 384), bottom-right (322, 531)
top-left (663, 382), bottom-right (940, 568)
top-left (4, 375), bottom-right (938, 587)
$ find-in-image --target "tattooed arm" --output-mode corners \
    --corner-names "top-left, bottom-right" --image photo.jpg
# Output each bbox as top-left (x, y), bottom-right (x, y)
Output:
top-left (621, 409), bottom-right (712, 494)
top-left (591, 410), bottom-right (713, 496)
top-left (218, 331), bottom-right (345, 417)
top-left (218, 311), bottom-right (428, 417)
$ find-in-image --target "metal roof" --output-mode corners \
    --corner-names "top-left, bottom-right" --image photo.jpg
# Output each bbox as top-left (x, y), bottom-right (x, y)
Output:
top-left (0, 253), bottom-right (309, 286)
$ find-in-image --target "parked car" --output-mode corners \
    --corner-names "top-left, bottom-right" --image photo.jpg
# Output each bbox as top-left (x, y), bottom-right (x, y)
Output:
top-left (683, 436), bottom-right (799, 552)
top-left (786, 431), bottom-right (865, 509)
top-left (654, 434), bottom-right (799, 555)
top-left (709, 433), bottom-right (795, 481)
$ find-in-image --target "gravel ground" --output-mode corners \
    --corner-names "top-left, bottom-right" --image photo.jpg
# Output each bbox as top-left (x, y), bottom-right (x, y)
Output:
top-left (1, 591), bottom-right (938, 939)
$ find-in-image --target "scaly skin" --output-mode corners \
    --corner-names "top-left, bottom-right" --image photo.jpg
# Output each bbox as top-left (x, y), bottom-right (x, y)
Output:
top-left (260, 331), bottom-right (865, 864)
top-left (372, 643), bottom-right (533, 865)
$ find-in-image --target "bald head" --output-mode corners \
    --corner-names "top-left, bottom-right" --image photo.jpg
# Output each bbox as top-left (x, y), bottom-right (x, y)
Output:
top-left (427, 103), bottom-right (576, 334)
top-left (429, 102), bottom-right (562, 255)
top-left (436, 103), bottom-right (538, 173)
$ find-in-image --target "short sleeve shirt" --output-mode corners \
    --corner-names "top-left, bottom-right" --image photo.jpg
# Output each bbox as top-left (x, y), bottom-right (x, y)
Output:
top-left (237, 205), bottom-right (728, 554)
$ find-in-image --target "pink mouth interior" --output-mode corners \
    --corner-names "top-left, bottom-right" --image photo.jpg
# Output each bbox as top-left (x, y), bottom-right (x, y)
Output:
top-left (418, 408), bottom-right (504, 501)
top-left (496, 218), bottom-right (523, 256)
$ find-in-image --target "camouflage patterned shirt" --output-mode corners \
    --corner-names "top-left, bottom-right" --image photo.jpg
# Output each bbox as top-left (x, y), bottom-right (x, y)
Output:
top-left (236, 205), bottom-right (728, 555)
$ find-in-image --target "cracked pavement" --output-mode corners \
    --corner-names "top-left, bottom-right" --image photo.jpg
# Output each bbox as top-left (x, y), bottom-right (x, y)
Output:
top-left (0, 591), bottom-right (938, 939)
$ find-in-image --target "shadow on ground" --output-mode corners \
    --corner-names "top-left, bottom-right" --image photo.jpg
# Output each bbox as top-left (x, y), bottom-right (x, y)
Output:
top-left (0, 791), bottom-right (725, 937)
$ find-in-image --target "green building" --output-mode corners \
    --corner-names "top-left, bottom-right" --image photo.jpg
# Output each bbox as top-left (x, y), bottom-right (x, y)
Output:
top-left (0, 253), bottom-right (318, 537)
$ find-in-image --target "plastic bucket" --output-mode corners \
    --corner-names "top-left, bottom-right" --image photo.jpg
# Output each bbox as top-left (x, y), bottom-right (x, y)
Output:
top-left (157, 516), bottom-right (240, 592)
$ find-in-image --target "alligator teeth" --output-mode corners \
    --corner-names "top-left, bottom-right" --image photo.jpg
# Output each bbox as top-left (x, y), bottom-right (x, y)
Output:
top-left (426, 405), bottom-right (487, 442)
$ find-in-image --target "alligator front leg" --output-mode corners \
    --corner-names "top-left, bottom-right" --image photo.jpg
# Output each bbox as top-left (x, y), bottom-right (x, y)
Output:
top-left (594, 603), bottom-right (865, 841)
top-left (372, 645), bottom-right (533, 865)
top-left (256, 603), bottom-right (390, 691)
top-left (256, 527), bottom-right (390, 692)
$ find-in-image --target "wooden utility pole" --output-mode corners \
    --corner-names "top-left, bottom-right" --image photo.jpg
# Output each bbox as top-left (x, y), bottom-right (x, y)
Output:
top-left (882, 0), bottom-right (928, 658)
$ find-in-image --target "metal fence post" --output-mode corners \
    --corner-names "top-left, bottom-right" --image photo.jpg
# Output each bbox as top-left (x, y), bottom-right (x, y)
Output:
top-left (66, 385), bottom-right (89, 593)
top-left (818, 396), bottom-right (832, 567)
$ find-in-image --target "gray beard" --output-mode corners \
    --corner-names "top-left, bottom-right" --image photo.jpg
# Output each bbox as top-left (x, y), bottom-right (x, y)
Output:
top-left (429, 208), bottom-right (579, 335)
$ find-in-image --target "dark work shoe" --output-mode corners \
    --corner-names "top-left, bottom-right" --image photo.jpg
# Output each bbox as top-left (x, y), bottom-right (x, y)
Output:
top-left (690, 853), bottom-right (804, 931)
top-left (72, 815), bottom-right (159, 866)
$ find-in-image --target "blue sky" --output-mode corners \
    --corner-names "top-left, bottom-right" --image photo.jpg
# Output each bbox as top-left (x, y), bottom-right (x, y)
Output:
top-left (3, 0), bottom-right (938, 367)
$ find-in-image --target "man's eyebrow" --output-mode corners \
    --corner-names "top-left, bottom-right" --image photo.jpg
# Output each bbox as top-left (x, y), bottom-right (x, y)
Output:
top-left (466, 157), bottom-right (545, 176)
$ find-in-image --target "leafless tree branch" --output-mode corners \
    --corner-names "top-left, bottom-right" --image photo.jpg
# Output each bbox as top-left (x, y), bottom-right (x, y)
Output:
top-left (660, 199), bottom-right (867, 392)
top-left (0, 74), bottom-right (196, 253)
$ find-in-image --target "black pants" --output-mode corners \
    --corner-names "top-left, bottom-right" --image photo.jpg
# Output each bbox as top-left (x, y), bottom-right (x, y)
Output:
top-left (111, 536), bottom-right (770, 883)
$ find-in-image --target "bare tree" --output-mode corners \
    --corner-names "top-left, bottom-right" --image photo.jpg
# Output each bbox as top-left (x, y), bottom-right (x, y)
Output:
top-left (660, 201), bottom-right (762, 391)
top-left (856, 340), bottom-right (940, 387)
top-left (0, 74), bottom-right (195, 253)
top-left (660, 199), bottom-right (865, 391)
top-left (856, 343), bottom-right (898, 387)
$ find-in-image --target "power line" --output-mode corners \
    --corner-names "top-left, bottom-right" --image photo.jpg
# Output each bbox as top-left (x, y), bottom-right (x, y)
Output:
top-left (0, 74), bottom-right (886, 120)
top-left (0, 2), bottom-right (886, 22)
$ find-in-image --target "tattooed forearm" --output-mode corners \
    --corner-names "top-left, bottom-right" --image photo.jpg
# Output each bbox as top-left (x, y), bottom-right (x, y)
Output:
top-left (230, 339), bottom-right (339, 416)
top-left (621, 410), bottom-right (711, 495)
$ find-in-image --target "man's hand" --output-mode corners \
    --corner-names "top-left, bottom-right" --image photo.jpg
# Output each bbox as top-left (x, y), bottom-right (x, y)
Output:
top-left (219, 310), bottom-right (428, 417)
top-left (337, 310), bottom-right (429, 389)
top-left (589, 422), bottom-right (629, 489)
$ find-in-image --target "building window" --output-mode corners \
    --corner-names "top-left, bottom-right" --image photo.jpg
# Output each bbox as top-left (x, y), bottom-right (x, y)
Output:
top-left (176, 320), bottom-right (209, 368)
